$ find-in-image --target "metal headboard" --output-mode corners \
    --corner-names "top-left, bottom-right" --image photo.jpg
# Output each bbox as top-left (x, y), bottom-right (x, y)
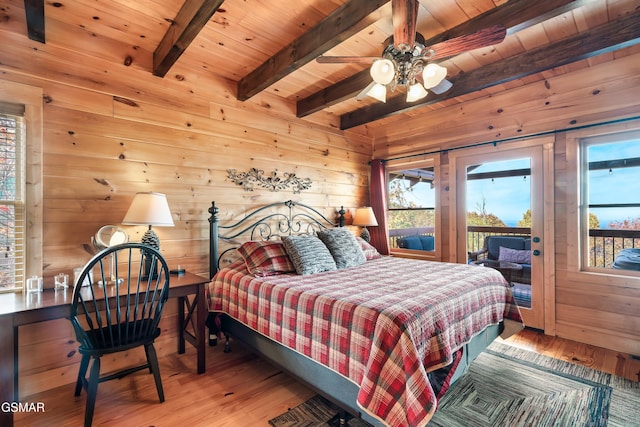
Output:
top-left (208, 200), bottom-right (346, 278)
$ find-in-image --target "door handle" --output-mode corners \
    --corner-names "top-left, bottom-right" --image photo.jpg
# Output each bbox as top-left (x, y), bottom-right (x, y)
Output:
top-left (533, 236), bottom-right (541, 243)
top-left (533, 249), bottom-right (541, 256)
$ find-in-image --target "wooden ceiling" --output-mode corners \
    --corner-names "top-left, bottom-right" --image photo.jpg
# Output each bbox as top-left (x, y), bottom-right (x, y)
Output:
top-left (12, 0), bottom-right (640, 132)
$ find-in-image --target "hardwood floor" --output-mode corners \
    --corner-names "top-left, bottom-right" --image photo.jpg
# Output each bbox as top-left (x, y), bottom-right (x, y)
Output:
top-left (504, 328), bottom-right (640, 383)
top-left (15, 329), bottom-right (640, 426)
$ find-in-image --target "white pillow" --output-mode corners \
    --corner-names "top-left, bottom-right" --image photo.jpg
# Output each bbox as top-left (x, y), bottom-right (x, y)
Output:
top-left (498, 246), bottom-right (532, 264)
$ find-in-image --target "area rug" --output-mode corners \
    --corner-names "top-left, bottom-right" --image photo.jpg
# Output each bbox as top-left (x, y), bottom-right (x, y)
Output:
top-left (268, 341), bottom-right (640, 427)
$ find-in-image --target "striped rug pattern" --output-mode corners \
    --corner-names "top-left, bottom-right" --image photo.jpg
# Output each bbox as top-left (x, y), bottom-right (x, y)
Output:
top-left (269, 341), bottom-right (640, 427)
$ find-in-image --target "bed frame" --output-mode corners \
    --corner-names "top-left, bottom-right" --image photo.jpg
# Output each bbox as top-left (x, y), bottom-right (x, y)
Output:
top-left (208, 200), bottom-right (345, 277)
top-left (207, 200), bottom-right (500, 426)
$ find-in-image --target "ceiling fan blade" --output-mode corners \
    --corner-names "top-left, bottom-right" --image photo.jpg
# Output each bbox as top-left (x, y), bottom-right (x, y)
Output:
top-left (424, 25), bottom-right (507, 60)
top-left (316, 56), bottom-right (379, 64)
top-left (392, 0), bottom-right (419, 52)
top-left (430, 79), bottom-right (453, 94)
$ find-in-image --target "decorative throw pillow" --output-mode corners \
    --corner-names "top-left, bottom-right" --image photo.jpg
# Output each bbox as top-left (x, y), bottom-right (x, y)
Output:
top-left (398, 236), bottom-right (423, 250)
top-left (498, 246), bottom-right (532, 264)
top-left (282, 235), bottom-right (337, 275)
top-left (317, 228), bottom-right (366, 269)
top-left (237, 240), bottom-right (295, 276)
top-left (356, 236), bottom-right (382, 260)
top-left (418, 235), bottom-right (435, 251)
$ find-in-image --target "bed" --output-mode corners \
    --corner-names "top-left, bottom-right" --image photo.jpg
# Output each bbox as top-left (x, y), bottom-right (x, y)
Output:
top-left (205, 200), bottom-right (523, 427)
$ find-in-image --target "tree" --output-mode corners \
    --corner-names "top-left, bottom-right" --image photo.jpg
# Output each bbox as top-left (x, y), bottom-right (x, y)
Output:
top-left (518, 211), bottom-right (600, 229)
top-left (388, 178), bottom-right (410, 209)
top-left (467, 198), bottom-right (506, 227)
top-left (517, 209), bottom-right (531, 227)
top-left (608, 217), bottom-right (640, 230)
top-left (467, 211), bottom-right (506, 227)
top-left (589, 213), bottom-right (600, 230)
top-left (387, 177), bottom-right (435, 232)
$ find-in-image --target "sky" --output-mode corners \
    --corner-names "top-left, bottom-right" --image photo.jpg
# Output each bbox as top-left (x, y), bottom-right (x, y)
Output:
top-left (466, 158), bottom-right (531, 227)
top-left (466, 141), bottom-right (640, 227)
top-left (586, 140), bottom-right (640, 227)
top-left (394, 140), bottom-right (639, 228)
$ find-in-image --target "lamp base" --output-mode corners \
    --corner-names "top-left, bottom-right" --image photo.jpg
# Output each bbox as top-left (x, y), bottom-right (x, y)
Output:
top-left (141, 226), bottom-right (160, 279)
top-left (360, 226), bottom-right (371, 242)
top-left (143, 257), bottom-right (158, 280)
top-left (141, 226), bottom-right (160, 249)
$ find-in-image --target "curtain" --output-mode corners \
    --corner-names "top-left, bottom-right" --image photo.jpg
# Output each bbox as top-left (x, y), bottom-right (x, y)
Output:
top-left (369, 159), bottom-right (390, 255)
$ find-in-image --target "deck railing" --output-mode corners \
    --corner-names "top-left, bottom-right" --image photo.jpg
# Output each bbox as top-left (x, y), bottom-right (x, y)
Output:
top-left (467, 226), bottom-right (640, 268)
top-left (588, 228), bottom-right (640, 268)
top-left (389, 225), bottom-right (640, 268)
top-left (389, 227), bottom-right (435, 249)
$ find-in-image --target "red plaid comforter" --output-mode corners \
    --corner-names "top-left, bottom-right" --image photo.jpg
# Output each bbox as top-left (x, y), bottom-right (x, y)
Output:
top-left (207, 256), bottom-right (522, 426)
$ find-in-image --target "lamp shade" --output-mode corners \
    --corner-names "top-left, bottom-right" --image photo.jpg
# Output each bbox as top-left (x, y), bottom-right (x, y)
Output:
top-left (370, 59), bottom-right (395, 85)
top-left (422, 63), bottom-right (447, 89)
top-left (366, 83), bottom-right (387, 103)
top-left (122, 192), bottom-right (175, 227)
top-left (352, 207), bottom-right (378, 227)
top-left (406, 82), bottom-right (428, 102)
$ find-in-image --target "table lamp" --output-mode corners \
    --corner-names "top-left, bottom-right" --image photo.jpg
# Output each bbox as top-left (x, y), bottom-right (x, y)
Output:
top-left (122, 192), bottom-right (174, 278)
top-left (352, 207), bottom-right (378, 242)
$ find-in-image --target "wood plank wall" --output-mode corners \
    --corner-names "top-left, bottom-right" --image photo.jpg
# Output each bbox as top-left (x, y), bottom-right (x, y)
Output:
top-left (371, 47), bottom-right (640, 356)
top-left (2, 10), bottom-right (639, 396)
top-left (0, 31), bottom-right (371, 395)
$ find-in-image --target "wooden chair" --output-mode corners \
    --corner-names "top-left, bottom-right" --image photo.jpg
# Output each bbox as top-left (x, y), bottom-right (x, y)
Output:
top-left (69, 243), bottom-right (170, 427)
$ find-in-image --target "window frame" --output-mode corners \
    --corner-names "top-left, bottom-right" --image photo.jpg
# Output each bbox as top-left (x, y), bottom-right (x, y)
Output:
top-left (386, 156), bottom-right (441, 260)
top-left (0, 109), bottom-right (25, 292)
top-left (566, 120), bottom-right (640, 285)
top-left (0, 80), bottom-right (43, 293)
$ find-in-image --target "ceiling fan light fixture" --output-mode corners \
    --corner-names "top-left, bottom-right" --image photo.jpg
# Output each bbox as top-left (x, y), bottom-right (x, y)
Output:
top-left (422, 63), bottom-right (447, 89)
top-left (367, 83), bottom-right (387, 103)
top-left (406, 82), bottom-right (428, 102)
top-left (370, 59), bottom-right (395, 85)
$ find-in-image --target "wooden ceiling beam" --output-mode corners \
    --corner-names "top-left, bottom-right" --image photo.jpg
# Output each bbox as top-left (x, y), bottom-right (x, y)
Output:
top-left (153, 0), bottom-right (224, 77)
top-left (23, 0), bottom-right (45, 43)
top-left (236, 0), bottom-right (391, 101)
top-left (426, 0), bottom-right (588, 44)
top-left (340, 10), bottom-right (640, 129)
top-left (296, 0), bottom-right (581, 117)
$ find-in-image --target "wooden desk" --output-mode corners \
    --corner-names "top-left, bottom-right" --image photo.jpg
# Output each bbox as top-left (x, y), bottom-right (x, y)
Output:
top-left (0, 271), bottom-right (209, 427)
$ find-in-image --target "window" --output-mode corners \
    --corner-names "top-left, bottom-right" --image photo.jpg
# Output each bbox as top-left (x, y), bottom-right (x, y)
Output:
top-left (0, 80), bottom-right (43, 295)
top-left (579, 131), bottom-right (640, 272)
top-left (387, 158), bottom-right (438, 254)
top-left (0, 105), bottom-right (25, 291)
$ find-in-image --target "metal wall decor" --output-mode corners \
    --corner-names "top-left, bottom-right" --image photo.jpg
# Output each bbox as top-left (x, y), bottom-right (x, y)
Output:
top-left (227, 168), bottom-right (312, 193)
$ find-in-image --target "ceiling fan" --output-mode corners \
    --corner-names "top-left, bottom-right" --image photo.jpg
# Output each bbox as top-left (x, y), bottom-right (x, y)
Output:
top-left (316, 0), bottom-right (506, 103)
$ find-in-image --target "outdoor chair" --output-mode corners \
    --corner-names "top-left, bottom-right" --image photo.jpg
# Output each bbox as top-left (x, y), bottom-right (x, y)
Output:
top-left (469, 235), bottom-right (532, 284)
top-left (69, 243), bottom-right (170, 427)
